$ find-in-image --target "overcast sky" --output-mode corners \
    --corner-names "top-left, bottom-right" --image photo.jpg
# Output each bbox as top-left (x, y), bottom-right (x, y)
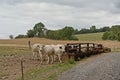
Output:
top-left (0, 0), bottom-right (120, 39)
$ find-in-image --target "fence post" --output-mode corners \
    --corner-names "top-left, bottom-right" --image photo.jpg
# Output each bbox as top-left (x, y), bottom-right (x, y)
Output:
top-left (21, 60), bottom-right (24, 80)
top-left (28, 40), bottom-right (31, 50)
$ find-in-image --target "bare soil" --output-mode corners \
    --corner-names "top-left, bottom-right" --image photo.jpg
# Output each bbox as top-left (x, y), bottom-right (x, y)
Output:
top-left (0, 53), bottom-right (43, 80)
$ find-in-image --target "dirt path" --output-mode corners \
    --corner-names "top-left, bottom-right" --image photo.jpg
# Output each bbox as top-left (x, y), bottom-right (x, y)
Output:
top-left (58, 52), bottom-right (120, 80)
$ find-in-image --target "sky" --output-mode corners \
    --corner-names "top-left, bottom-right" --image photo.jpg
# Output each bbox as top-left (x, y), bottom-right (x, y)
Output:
top-left (0, 0), bottom-right (120, 39)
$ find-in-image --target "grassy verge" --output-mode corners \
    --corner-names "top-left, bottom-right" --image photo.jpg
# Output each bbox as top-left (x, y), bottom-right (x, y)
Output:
top-left (16, 59), bottom-right (75, 80)
top-left (112, 47), bottom-right (120, 52)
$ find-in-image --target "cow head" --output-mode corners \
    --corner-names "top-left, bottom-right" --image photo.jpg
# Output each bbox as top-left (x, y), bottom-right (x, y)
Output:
top-left (37, 44), bottom-right (45, 54)
top-left (58, 44), bottom-right (66, 54)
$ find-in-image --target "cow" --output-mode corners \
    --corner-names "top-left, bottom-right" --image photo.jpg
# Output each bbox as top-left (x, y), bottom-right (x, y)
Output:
top-left (32, 43), bottom-right (66, 64)
top-left (41, 45), bottom-right (55, 64)
top-left (53, 44), bottom-right (66, 63)
top-left (32, 43), bottom-right (44, 64)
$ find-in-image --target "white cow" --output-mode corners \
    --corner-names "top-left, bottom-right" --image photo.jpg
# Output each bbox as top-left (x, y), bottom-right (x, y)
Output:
top-left (53, 44), bottom-right (66, 63)
top-left (32, 43), bottom-right (44, 64)
top-left (42, 45), bottom-right (55, 64)
top-left (32, 44), bottom-right (66, 64)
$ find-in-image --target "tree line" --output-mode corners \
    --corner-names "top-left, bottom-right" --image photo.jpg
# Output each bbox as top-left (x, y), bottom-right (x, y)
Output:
top-left (75, 26), bottom-right (110, 34)
top-left (12, 22), bottom-right (119, 41)
top-left (15, 22), bottom-right (78, 40)
top-left (102, 25), bottom-right (120, 41)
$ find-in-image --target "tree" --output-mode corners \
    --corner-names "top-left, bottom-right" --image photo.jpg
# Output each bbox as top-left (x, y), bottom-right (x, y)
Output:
top-left (90, 25), bottom-right (96, 33)
top-left (79, 28), bottom-right (91, 34)
top-left (118, 33), bottom-right (120, 41)
top-left (27, 29), bottom-right (35, 38)
top-left (101, 27), bottom-right (110, 32)
top-left (46, 26), bottom-right (78, 40)
top-left (74, 29), bottom-right (79, 34)
top-left (61, 26), bottom-right (77, 40)
top-left (9, 35), bottom-right (14, 39)
top-left (111, 25), bottom-right (120, 41)
top-left (62, 26), bottom-right (74, 36)
top-left (102, 25), bottom-right (120, 41)
top-left (102, 31), bottom-right (111, 40)
top-left (15, 35), bottom-right (27, 39)
top-left (33, 22), bottom-right (45, 37)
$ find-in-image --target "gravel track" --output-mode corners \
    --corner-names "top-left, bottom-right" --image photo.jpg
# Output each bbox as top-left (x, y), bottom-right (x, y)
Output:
top-left (58, 52), bottom-right (120, 80)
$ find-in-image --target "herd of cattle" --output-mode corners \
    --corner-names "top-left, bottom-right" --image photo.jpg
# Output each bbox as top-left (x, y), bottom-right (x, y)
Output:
top-left (31, 43), bottom-right (111, 64)
top-left (32, 44), bottom-right (66, 64)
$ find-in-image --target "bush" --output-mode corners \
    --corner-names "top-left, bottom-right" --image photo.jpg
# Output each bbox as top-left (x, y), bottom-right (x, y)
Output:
top-left (102, 31), bottom-right (111, 40)
top-left (108, 34), bottom-right (116, 40)
top-left (68, 58), bottom-right (75, 64)
top-left (9, 35), bottom-right (14, 39)
top-left (15, 34), bottom-right (27, 39)
top-left (118, 34), bottom-right (120, 41)
top-left (68, 36), bottom-right (78, 40)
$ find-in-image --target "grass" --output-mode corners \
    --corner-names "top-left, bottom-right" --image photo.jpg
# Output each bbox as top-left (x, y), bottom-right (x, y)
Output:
top-left (112, 47), bottom-right (120, 52)
top-left (75, 32), bottom-right (104, 41)
top-left (16, 60), bottom-right (75, 80)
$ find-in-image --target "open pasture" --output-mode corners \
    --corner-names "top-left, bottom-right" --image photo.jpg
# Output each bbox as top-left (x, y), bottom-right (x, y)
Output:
top-left (75, 32), bottom-right (104, 41)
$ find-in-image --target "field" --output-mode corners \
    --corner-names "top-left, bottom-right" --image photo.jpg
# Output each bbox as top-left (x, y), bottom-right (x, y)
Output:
top-left (0, 33), bottom-right (120, 80)
top-left (0, 45), bottom-right (75, 80)
top-left (75, 32), bottom-right (104, 41)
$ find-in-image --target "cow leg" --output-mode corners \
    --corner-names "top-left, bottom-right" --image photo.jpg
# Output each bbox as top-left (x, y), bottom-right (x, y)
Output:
top-left (53, 55), bottom-right (56, 63)
top-left (50, 55), bottom-right (54, 64)
top-left (33, 52), bottom-right (36, 60)
top-left (39, 53), bottom-right (43, 64)
top-left (37, 52), bottom-right (40, 60)
top-left (46, 55), bottom-right (50, 64)
top-left (58, 54), bottom-right (62, 63)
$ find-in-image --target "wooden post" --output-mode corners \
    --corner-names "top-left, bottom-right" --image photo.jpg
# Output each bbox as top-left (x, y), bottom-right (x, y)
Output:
top-left (79, 43), bottom-right (81, 52)
top-left (21, 60), bottom-right (24, 80)
top-left (67, 44), bottom-right (70, 59)
top-left (93, 43), bottom-right (95, 48)
top-left (87, 43), bottom-right (89, 51)
top-left (28, 41), bottom-right (31, 50)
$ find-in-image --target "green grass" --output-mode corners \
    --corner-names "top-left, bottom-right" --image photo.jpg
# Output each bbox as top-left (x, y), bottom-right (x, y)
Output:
top-left (75, 32), bottom-right (104, 41)
top-left (16, 61), bottom-right (75, 80)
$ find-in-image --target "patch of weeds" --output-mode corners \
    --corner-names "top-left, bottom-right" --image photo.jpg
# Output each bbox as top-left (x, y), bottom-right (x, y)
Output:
top-left (112, 47), bottom-right (120, 52)
top-left (67, 58), bottom-right (75, 64)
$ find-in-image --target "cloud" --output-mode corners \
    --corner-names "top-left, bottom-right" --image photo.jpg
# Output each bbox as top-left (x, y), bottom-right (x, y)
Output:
top-left (0, 0), bottom-right (120, 39)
